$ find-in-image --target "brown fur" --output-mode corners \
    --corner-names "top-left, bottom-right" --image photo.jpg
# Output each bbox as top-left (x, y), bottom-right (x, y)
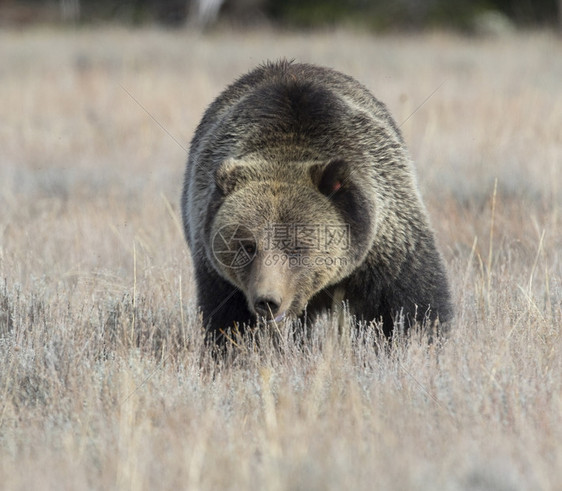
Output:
top-left (181, 60), bottom-right (452, 343)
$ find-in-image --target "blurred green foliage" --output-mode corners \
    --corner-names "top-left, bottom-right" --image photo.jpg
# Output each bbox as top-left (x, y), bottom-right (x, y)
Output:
top-left (2, 0), bottom-right (560, 29)
top-left (270, 0), bottom-right (559, 30)
top-left (267, 0), bottom-right (480, 31)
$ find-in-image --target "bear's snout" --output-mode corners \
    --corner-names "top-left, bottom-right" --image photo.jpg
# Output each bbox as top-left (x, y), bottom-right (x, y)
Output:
top-left (254, 295), bottom-right (282, 318)
top-left (247, 256), bottom-right (294, 321)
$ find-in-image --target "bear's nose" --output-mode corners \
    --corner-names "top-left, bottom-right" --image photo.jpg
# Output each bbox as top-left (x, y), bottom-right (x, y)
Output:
top-left (254, 296), bottom-right (281, 318)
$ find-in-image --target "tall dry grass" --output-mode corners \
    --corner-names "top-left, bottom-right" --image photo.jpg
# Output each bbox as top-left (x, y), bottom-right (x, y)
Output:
top-left (0, 27), bottom-right (560, 490)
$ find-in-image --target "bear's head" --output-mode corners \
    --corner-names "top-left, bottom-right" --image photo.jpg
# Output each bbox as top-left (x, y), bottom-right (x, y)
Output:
top-left (206, 155), bottom-right (376, 322)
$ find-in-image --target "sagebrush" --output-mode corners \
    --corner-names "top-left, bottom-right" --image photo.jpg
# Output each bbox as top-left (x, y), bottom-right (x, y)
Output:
top-left (0, 27), bottom-right (560, 490)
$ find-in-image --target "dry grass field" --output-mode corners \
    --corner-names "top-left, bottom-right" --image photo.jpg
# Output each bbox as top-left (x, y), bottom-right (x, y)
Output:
top-left (0, 27), bottom-right (561, 490)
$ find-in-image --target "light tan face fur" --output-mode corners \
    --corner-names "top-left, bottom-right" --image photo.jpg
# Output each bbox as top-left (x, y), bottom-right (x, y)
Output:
top-left (210, 181), bottom-right (353, 320)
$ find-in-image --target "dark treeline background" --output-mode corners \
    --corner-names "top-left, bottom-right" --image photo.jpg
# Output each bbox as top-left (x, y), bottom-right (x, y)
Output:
top-left (1, 0), bottom-right (561, 30)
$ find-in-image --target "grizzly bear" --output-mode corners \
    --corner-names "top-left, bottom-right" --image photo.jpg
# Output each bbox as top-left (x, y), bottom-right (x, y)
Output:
top-left (181, 60), bottom-right (452, 343)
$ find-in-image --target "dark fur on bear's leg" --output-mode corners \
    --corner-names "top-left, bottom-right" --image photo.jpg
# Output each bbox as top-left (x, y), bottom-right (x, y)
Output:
top-left (342, 245), bottom-right (452, 337)
top-left (182, 60), bottom-right (453, 344)
top-left (193, 261), bottom-right (253, 345)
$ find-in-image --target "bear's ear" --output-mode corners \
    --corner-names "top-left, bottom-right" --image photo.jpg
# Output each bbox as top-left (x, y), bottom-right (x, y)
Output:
top-left (215, 158), bottom-right (248, 196)
top-left (310, 159), bottom-right (350, 198)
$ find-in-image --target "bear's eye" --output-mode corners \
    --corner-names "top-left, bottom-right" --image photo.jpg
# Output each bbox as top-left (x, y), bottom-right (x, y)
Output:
top-left (241, 242), bottom-right (256, 255)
